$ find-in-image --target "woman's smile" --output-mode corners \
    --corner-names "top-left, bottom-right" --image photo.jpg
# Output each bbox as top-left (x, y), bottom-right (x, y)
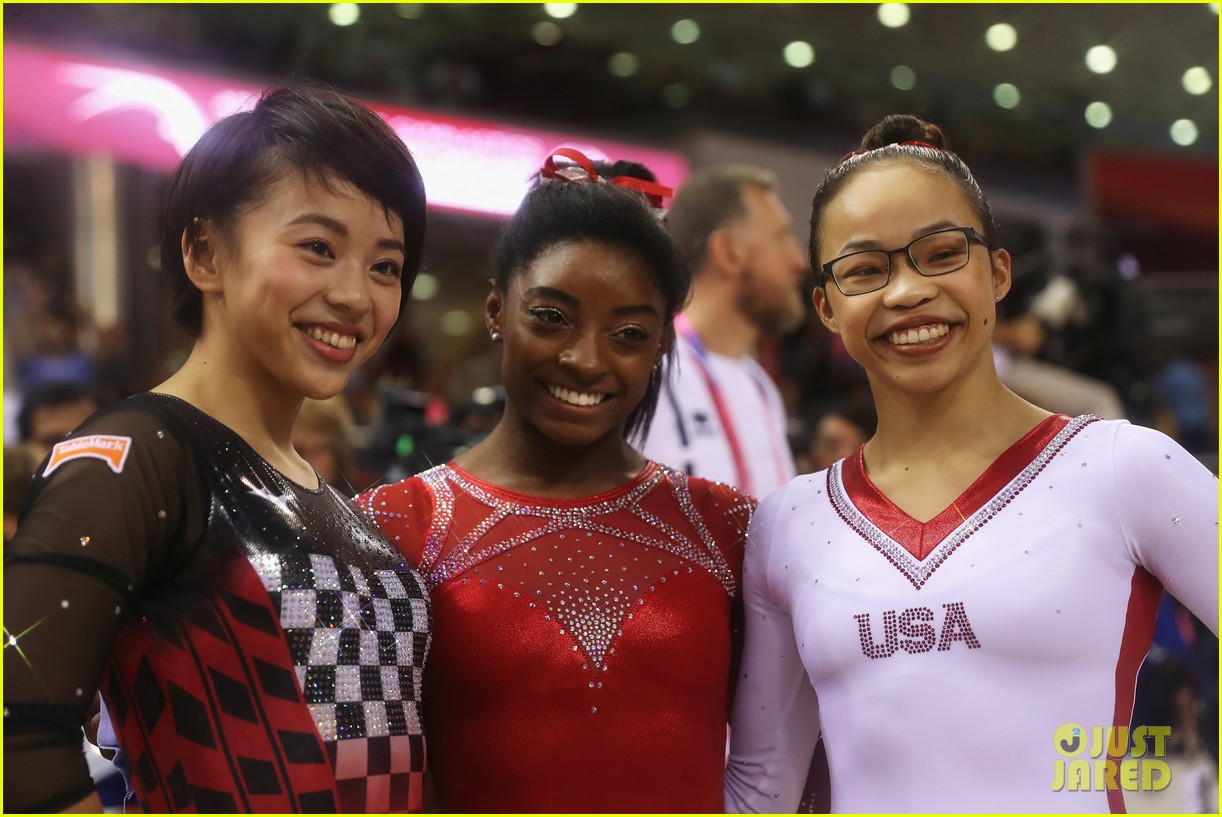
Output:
top-left (545, 383), bottom-right (609, 408)
top-left (491, 239), bottom-right (665, 450)
top-left (885, 322), bottom-right (950, 346)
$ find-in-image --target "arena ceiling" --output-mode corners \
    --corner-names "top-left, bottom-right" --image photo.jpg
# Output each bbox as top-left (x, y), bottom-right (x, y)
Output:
top-left (5, 3), bottom-right (1219, 175)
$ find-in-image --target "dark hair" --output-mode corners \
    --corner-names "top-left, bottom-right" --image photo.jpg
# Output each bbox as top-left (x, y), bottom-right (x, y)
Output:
top-left (812, 397), bottom-right (878, 439)
top-left (595, 159), bottom-right (657, 184)
top-left (667, 164), bottom-right (779, 272)
top-left (491, 167), bottom-right (689, 442)
top-left (161, 86), bottom-right (427, 334)
top-left (809, 114), bottom-right (1000, 281)
top-left (18, 382), bottom-right (100, 441)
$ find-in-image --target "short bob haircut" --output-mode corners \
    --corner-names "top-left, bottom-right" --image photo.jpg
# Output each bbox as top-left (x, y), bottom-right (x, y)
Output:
top-left (491, 163), bottom-right (689, 443)
top-left (160, 86), bottom-right (427, 335)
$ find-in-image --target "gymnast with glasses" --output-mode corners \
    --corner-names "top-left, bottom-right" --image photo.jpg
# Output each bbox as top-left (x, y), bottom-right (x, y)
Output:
top-left (724, 113), bottom-right (1217, 812)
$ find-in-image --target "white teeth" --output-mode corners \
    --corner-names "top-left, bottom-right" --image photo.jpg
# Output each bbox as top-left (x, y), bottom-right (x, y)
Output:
top-left (306, 327), bottom-right (357, 350)
top-left (547, 384), bottom-right (606, 406)
top-left (888, 323), bottom-right (949, 346)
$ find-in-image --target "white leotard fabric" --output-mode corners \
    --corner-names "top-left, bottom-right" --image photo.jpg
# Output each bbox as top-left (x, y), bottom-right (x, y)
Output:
top-left (726, 416), bottom-right (1217, 813)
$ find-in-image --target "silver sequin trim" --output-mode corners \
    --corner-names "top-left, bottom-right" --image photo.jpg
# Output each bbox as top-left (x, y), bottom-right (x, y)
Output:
top-left (412, 463), bottom-right (740, 668)
top-left (829, 415), bottom-right (1100, 589)
top-left (416, 464), bottom-right (736, 595)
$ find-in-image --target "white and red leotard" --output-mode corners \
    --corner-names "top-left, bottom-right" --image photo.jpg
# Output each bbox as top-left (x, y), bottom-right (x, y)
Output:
top-left (725, 415), bottom-right (1217, 813)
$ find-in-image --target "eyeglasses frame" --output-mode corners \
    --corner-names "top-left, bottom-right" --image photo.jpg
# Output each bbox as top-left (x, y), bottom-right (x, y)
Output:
top-left (820, 226), bottom-right (990, 296)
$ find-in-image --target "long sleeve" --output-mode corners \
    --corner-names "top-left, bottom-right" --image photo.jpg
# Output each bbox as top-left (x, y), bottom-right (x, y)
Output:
top-left (1112, 422), bottom-right (1218, 634)
top-left (724, 487), bottom-right (821, 813)
top-left (4, 404), bottom-right (202, 812)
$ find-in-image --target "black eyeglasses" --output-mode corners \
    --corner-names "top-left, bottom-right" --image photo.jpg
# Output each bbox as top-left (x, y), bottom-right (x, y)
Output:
top-left (821, 226), bottom-right (988, 296)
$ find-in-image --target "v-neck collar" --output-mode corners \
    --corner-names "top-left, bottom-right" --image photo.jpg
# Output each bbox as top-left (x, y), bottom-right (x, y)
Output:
top-left (828, 414), bottom-right (1098, 589)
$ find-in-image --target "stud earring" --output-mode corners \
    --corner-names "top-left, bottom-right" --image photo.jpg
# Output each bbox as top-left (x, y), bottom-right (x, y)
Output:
top-left (490, 330), bottom-right (502, 342)
top-left (994, 294), bottom-right (1002, 302)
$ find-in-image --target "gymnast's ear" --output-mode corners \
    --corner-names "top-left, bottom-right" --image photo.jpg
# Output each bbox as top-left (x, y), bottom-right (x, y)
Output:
top-left (990, 247), bottom-right (1012, 303)
top-left (812, 284), bottom-right (840, 334)
top-left (182, 219), bottom-right (225, 294)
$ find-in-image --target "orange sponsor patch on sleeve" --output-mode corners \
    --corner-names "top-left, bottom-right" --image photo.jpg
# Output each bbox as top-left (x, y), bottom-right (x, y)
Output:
top-left (44, 434), bottom-right (133, 476)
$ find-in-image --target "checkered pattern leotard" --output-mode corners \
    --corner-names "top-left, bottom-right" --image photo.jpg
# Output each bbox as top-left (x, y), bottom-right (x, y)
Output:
top-left (5, 393), bottom-right (430, 813)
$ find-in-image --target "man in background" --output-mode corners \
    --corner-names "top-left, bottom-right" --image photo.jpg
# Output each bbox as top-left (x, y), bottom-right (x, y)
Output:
top-left (639, 164), bottom-right (808, 499)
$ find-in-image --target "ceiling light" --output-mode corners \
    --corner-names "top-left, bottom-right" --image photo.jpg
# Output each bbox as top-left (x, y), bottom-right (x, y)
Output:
top-left (328, 3), bottom-right (359, 26)
top-left (472, 387), bottom-right (499, 406)
top-left (877, 4), bottom-right (910, 28)
top-left (671, 19), bottom-right (701, 44)
top-left (1084, 101), bottom-right (1112, 129)
top-left (608, 52), bottom-right (639, 78)
top-left (783, 41), bottom-right (815, 69)
top-left (1117, 253), bottom-right (1141, 280)
top-left (411, 273), bottom-right (439, 301)
top-left (890, 65), bottom-right (916, 91)
top-left (442, 310), bottom-right (473, 337)
top-left (993, 83), bottom-right (1020, 109)
top-left (543, 3), bottom-right (577, 19)
top-left (532, 21), bottom-right (563, 46)
top-left (1182, 67), bottom-right (1212, 95)
top-left (1085, 45), bottom-right (1117, 74)
top-left (395, 4), bottom-right (423, 19)
top-left (1170, 119), bottom-right (1198, 146)
top-left (662, 82), bottom-right (691, 108)
top-left (985, 23), bottom-right (1017, 52)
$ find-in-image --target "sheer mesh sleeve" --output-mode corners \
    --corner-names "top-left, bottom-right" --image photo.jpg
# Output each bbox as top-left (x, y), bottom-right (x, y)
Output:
top-left (3, 402), bottom-right (206, 812)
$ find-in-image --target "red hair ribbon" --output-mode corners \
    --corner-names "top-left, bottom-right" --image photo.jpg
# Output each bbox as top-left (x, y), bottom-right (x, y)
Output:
top-left (541, 147), bottom-right (673, 211)
top-left (839, 140), bottom-right (942, 163)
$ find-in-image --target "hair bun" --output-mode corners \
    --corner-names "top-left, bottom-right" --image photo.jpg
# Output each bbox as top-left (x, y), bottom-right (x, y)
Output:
top-left (858, 113), bottom-right (949, 152)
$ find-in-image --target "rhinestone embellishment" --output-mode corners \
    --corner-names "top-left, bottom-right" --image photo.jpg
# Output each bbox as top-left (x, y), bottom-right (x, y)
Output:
top-left (830, 415), bottom-right (1100, 589)
top-left (413, 464), bottom-right (739, 670)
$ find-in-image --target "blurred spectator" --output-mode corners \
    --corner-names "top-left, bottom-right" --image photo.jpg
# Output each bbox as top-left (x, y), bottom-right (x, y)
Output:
top-left (795, 398), bottom-right (877, 474)
top-left (90, 324), bottom-right (140, 403)
top-left (1129, 596), bottom-right (1219, 813)
top-left (17, 382), bottom-right (101, 458)
top-left (17, 304), bottom-right (98, 392)
top-left (638, 164), bottom-right (808, 498)
top-left (1151, 357), bottom-right (1214, 455)
top-left (349, 319), bottom-right (434, 424)
top-left (450, 386), bottom-right (504, 441)
top-left (362, 386), bottom-right (472, 484)
top-left (781, 307), bottom-right (871, 422)
top-left (7, 380), bottom-right (103, 547)
top-left (4, 444), bottom-right (43, 542)
top-left (993, 276), bottom-right (1126, 419)
top-left (292, 396), bottom-right (378, 494)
